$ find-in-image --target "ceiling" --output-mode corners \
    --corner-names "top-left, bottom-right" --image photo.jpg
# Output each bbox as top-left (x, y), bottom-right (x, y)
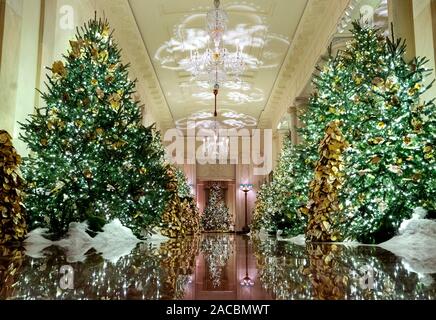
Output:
top-left (128, 0), bottom-right (308, 131)
top-left (276, 0), bottom-right (387, 131)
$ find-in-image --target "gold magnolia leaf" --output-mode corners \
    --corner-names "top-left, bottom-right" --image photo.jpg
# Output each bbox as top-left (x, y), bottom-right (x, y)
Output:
top-left (52, 61), bottom-right (67, 77)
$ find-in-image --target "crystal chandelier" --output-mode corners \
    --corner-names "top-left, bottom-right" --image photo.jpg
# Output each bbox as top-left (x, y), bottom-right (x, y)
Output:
top-left (185, 0), bottom-right (246, 116)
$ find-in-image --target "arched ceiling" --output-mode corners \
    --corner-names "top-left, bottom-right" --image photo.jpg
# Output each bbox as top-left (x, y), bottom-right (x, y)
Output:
top-left (128, 0), bottom-right (308, 131)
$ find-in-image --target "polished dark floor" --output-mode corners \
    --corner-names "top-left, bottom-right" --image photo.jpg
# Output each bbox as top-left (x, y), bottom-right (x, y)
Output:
top-left (1, 234), bottom-right (435, 300)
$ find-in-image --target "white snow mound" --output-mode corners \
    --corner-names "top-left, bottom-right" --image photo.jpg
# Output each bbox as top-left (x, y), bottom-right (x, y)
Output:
top-left (278, 234), bottom-right (306, 246)
top-left (24, 219), bottom-right (142, 263)
top-left (380, 216), bottom-right (436, 274)
top-left (146, 227), bottom-right (170, 243)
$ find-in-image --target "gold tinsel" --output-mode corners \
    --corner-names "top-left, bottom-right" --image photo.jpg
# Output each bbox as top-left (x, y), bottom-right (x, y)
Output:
top-left (302, 244), bottom-right (348, 299)
top-left (160, 166), bottom-right (200, 238)
top-left (302, 120), bottom-right (348, 242)
top-left (158, 237), bottom-right (200, 299)
top-left (0, 130), bottom-right (27, 244)
top-left (0, 246), bottom-right (24, 299)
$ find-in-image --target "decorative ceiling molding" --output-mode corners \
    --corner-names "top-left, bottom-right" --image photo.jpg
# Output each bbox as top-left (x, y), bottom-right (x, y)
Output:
top-left (128, 0), bottom-right (308, 131)
top-left (94, 0), bottom-right (174, 131)
top-left (257, 0), bottom-right (350, 130)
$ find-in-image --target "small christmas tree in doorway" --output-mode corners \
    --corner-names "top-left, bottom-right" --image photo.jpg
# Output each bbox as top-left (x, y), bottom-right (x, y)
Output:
top-left (201, 182), bottom-right (232, 232)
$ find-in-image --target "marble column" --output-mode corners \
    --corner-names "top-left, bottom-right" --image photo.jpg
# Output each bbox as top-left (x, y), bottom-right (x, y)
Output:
top-left (412, 0), bottom-right (436, 101)
top-left (387, 0), bottom-right (416, 60)
top-left (288, 106), bottom-right (298, 145)
top-left (288, 97), bottom-right (308, 146)
top-left (0, 0), bottom-right (41, 155)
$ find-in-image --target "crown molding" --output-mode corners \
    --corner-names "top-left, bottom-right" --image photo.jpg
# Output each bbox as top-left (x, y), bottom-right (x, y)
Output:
top-left (95, 0), bottom-right (174, 132)
top-left (257, 0), bottom-right (350, 130)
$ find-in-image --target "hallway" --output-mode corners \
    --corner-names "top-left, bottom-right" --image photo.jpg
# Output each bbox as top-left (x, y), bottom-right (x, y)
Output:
top-left (1, 0), bottom-right (436, 304)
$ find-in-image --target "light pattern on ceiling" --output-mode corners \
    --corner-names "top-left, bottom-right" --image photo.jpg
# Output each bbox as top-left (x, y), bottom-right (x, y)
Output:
top-left (192, 87), bottom-right (263, 104)
top-left (154, 6), bottom-right (290, 72)
top-left (175, 108), bottom-right (257, 130)
top-left (128, 0), bottom-right (309, 127)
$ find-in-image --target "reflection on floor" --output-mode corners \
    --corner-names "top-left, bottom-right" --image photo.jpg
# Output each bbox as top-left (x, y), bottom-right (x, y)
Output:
top-left (1, 234), bottom-right (435, 300)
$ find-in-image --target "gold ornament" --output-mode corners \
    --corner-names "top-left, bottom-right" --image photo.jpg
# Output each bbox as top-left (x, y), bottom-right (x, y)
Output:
top-left (423, 145), bottom-right (433, 153)
top-left (102, 24), bottom-right (110, 39)
top-left (408, 83), bottom-right (422, 96)
top-left (108, 64), bottom-right (118, 73)
top-left (411, 118), bottom-right (423, 132)
top-left (98, 50), bottom-right (109, 63)
top-left (372, 77), bottom-right (384, 87)
top-left (353, 73), bottom-right (363, 85)
top-left (91, 44), bottom-right (99, 60)
top-left (69, 39), bottom-right (84, 59)
top-left (105, 75), bottom-right (114, 83)
top-left (377, 121), bottom-right (386, 129)
top-left (96, 87), bottom-right (105, 99)
top-left (108, 93), bottom-right (121, 111)
top-left (51, 61), bottom-right (67, 78)
top-left (370, 137), bottom-right (385, 145)
top-left (83, 169), bottom-right (93, 179)
top-left (74, 120), bottom-right (84, 128)
top-left (370, 155), bottom-right (381, 164)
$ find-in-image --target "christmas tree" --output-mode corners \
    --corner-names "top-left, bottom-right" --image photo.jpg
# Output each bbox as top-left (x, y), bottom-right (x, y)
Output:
top-left (200, 235), bottom-right (233, 288)
top-left (300, 22), bottom-right (435, 243)
top-left (20, 17), bottom-right (170, 239)
top-left (302, 121), bottom-right (348, 242)
top-left (0, 130), bottom-right (27, 244)
top-left (252, 238), bottom-right (436, 300)
top-left (9, 237), bottom-right (200, 299)
top-left (160, 165), bottom-right (199, 238)
top-left (201, 183), bottom-right (232, 231)
top-left (175, 167), bottom-right (192, 198)
top-left (251, 134), bottom-right (309, 236)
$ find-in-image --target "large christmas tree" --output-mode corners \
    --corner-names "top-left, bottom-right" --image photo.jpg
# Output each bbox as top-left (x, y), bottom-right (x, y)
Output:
top-left (20, 17), bottom-right (170, 239)
top-left (301, 22), bottom-right (435, 243)
top-left (201, 183), bottom-right (232, 232)
top-left (251, 134), bottom-right (309, 236)
top-left (0, 130), bottom-right (27, 244)
top-left (253, 22), bottom-right (435, 243)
